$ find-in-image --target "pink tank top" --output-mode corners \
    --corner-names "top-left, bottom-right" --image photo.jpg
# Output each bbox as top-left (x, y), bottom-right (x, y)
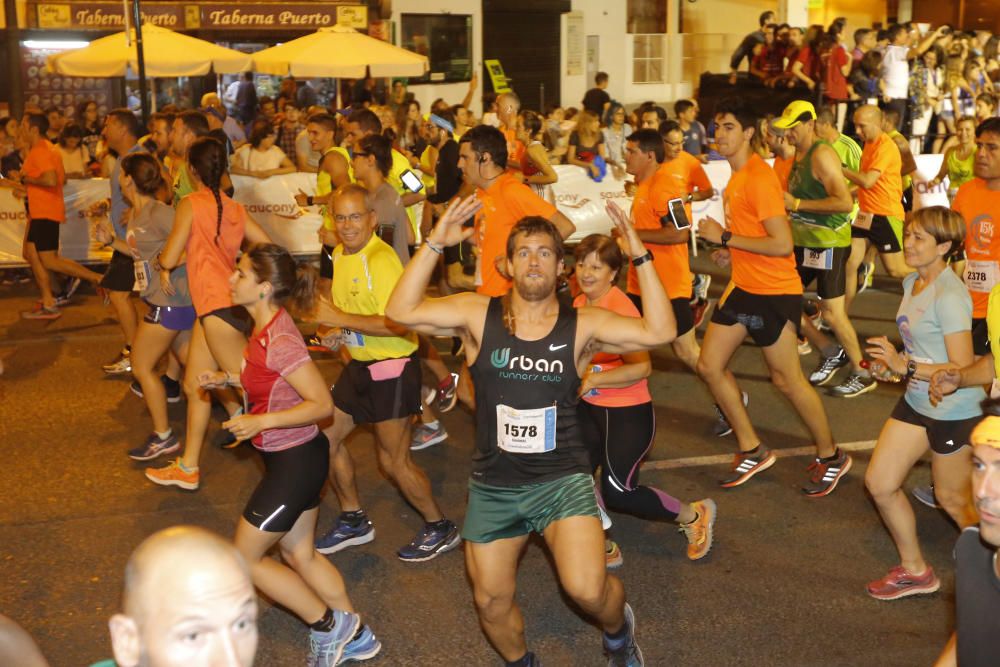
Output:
top-left (185, 187), bottom-right (247, 315)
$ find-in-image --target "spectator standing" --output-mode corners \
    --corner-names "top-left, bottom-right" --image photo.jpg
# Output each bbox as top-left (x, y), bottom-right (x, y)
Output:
top-left (820, 20), bottom-right (853, 131)
top-left (602, 103), bottom-right (632, 167)
top-left (729, 10), bottom-right (777, 84)
top-left (74, 100), bottom-right (102, 160)
top-left (235, 71), bottom-right (258, 125)
top-left (296, 79), bottom-right (318, 109)
top-left (275, 103), bottom-right (305, 167)
top-left (675, 99), bottom-right (709, 163)
top-left (582, 71), bottom-right (612, 118)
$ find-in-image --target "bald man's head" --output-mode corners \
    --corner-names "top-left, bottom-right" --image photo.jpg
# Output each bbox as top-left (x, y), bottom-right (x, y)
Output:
top-left (853, 105), bottom-right (884, 143)
top-left (110, 526), bottom-right (257, 667)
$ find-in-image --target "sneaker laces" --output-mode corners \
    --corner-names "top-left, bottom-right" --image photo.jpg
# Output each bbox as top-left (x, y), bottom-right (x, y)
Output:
top-left (817, 352), bottom-right (845, 374)
top-left (840, 374), bottom-right (865, 392)
top-left (678, 516), bottom-right (704, 547)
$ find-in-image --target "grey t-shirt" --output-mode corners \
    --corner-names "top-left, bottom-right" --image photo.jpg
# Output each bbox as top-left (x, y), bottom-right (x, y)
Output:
top-left (369, 181), bottom-right (411, 264)
top-left (126, 199), bottom-right (191, 307)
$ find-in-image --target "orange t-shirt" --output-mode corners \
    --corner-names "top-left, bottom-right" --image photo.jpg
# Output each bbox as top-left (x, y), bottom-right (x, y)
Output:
top-left (475, 173), bottom-right (557, 297)
top-left (953, 178), bottom-right (1000, 318)
top-left (626, 154), bottom-right (709, 299)
top-left (23, 139), bottom-right (65, 222)
top-left (502, 127), bottom-right (526, 173)
top-left (723, 153), bottom-right (802, 295)
top-left (772, 154), bottom-right (794, 191)
top-left (574, 286), bottom-right (652, 408)
top-left (858, 132), bottom-right (904, 218)
top-left (185, 188), bottom-right (248, 315)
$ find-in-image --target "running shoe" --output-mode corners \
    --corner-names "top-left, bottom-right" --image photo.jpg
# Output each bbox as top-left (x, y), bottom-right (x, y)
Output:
top-left (604, 602), bottom-right (644, 667)
top-left (410, 422), bottom-right (448, 451)
top-left (809, 348), bottom-right (849, 386)
top-left (692, 273), bottom-right (712, 302)
top-left (21, 304), bottom-right (61, 320)
top-left (719, 445), bottom-right (776, 488)
top-left (58, 277), bottom-right (82, 303)
top-left (128, 433), bottom-right (180, 461)
top-left (315, 516), bottom-right (376, 555)
top-left (679, 499), bottom-right (717, 561)
top-left (690, 298), bottom-right (710, 329)
top-left (129, 374), bottom-right (182, 403)
top-left (911, 485), bottom-right (940, 509)
top-left (103, 350), bottom-right (132, 374)
top-left (605, 540), bottom-right (624, 569)
top-left (828, 372), bottom-right (877, 398)
top-left (797, 336), bottom-right (812, 356)
top-left (866, 565), bottom-right (940, 601)
top-left (712, 391), bottom-right (748, 437)
top-left (857, 261), bottom-right (875, 294)
top-left (337, 624), bottom-right (382, 664)
top-left (397, 520), bottom-right (461, 562)
top-left (436, 372), bottom-right (460, 412)
top-left (801, 449), bottom-right (853, 497)
top-left (308, 610), bottom-right (360, 667)
top-left (145, 458), bottom-right (199, 491)
top-left (216, 429), bottom-right (246, 450)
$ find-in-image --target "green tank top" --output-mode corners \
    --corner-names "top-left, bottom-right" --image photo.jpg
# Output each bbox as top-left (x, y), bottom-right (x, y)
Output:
top-left (172, 162), bottom-right (195, 206)
top-left (888, 130), bottom-right (913, 190)
top-left (946, 146), bottom-right (975, 190)
top-left (317, 146), bottom-right (354, 230)
top-left (788, 141), bottom-right (852, 248)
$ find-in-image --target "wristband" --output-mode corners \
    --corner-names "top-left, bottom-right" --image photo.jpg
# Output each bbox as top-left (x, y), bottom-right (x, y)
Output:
top-left (793, 198), bottom-right (801, 212)
top-left (306, 195), bottom-right (314, 206)
top-left (631, 251), bottom-right (654, 268)
top-left (424, 240), bottom-right (444, 255)
top-left (720, 230), bottom-right (732, 248)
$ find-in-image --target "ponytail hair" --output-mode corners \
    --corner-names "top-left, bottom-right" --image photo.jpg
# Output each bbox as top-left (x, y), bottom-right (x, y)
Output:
top-left (188, 136), bottom-right (228, 244)
top-left (120, 152), bottom-right (164, 196)
top-left (246, 243), bottom-right (318, 317)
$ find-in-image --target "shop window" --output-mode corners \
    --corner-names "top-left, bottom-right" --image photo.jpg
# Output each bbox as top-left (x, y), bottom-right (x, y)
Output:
top-left (400, 14), bottom-right (473, 84)
top-left (628, 0), bottom-right (667, 34)
top-left (633, 34), bottom-right (664, 84)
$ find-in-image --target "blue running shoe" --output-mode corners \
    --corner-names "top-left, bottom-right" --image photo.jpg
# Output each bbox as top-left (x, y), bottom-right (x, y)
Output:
top-left (316, 516), bottom-right (375, 555)
top-left (397, 520), bottom-right (461, 562)
top-left (604, 603), bottom-right (644, 666)
top-left (337, 624), bottom-right (382, 664)
top-left (308, 610), bottom-right (360, 667)
top-left (128, 433), bottom-right (180, 461)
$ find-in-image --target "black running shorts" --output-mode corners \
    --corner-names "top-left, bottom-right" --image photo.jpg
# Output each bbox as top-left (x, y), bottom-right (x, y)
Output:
top-left (794, 246), bottom-right (851, 299)
top-left (332, 354), bottom-right (422, 424)
top-left (100, 250), bottom-right (136, 292)
top-left (889, 397), bottom-right (979, 456)
top-left (200, 305), bottom-right (254, 336)
top-left (710, 286), bottom-right (802, 348)
top-left (319, 244), bottom-right (334, 279)
top-left (26, 218), bottom-right (60, 253)
top-left (972, 317), bottom-right (990, 357)
top-left (627, 292), bottom-right (695, 337)
top-left (243, 432), bottom-right (329, 533)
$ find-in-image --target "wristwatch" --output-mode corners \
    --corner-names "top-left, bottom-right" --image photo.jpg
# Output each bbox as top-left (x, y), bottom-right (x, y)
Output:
top-left (905, 359), bottom-right (918, 379)
top-left (631, 251), bottom-right (654, 268)
top-left (720, 230), bottom-right (732, 248)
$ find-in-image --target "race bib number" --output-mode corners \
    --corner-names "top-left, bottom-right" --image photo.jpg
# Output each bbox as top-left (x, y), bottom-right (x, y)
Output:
top-left (342, 328), bottom-right (364, 348)
top-left (964, 260), bottom-right (998, 293)
top-left (133, 260), bottom-right (150, 292)
top-left (496, 404), bottom-right (557, 454)
top-left (801, 248), bottom-right (833, 270)
top-left (853, 211), bottom-right (874, 230)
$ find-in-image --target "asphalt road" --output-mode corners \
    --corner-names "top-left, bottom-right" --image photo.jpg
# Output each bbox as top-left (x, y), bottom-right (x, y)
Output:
top-left (0, 266), bottom-right (962, 667)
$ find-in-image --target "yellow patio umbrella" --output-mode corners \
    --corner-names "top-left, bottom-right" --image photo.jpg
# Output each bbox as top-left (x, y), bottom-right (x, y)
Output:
top-left (45, 24), bottom-right (252, 77)
top-left (252, 24), bottom-right (428, 78)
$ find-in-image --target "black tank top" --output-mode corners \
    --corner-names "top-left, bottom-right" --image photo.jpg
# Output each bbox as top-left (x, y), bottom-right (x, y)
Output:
top-left (470, 297), bottom-right (590, 486)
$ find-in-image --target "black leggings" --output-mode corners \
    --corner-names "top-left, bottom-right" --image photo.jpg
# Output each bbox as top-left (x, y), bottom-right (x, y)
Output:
top-left (583, 402), bottom-right (682, 521)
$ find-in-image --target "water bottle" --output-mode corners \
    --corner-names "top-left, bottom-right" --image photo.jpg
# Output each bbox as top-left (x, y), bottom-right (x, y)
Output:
top-left (861, 359), bottom-right (902, 383)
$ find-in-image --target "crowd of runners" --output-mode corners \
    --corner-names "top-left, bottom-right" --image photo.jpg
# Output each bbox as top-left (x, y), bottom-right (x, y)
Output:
top-left (4, 15), bottom-right (1000, 667)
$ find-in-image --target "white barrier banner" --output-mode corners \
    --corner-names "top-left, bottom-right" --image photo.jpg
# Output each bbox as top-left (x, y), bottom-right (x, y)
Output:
top-left (0, 153), bottom-right (959, 266)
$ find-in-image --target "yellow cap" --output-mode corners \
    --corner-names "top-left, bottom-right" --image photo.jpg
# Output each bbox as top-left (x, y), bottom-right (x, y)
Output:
top-left (971, 415), bottom-right (1000, 449)
top-left (772, 100), bottom-right (817, 129)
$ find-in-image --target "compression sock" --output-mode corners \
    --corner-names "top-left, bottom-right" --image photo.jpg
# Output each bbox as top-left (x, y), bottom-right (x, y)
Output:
top-left (310, 608), bottom-right (337, 632)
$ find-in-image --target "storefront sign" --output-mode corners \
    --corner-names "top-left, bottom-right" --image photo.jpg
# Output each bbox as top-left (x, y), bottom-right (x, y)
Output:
top-left (29, 1), bottom-right (366, 30)
top-left (565, 11), bottom-right (584, 76)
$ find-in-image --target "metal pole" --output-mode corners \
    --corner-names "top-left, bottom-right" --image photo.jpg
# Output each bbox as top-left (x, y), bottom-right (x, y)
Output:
top-left (131, 0), bottom-right (150, 124)
top-left (4, 0), bottom-right (24, 117)
top-left (539, 83), bottom-right (545, 116)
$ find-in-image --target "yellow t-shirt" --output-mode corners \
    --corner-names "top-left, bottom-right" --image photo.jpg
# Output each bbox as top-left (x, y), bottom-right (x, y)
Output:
top-left (388, 148), bottom-right (418, 240)
top-left (331, 234), bottom-right (417, 361)
top-left (318, 146), bottom-right (354, 231)
top-left (988, 284), bottom-right (1000, 381)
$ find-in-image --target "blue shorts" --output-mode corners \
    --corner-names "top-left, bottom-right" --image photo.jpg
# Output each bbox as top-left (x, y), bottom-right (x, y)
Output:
top-left (144, 302), bottom-right (196, 331)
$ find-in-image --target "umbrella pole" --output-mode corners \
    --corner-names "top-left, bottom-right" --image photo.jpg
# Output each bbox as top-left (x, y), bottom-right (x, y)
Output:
top-left (132, 3), bottom-right (150, 125)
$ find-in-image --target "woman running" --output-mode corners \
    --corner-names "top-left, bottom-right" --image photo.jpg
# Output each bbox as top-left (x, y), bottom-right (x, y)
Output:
top-left (573, 234), bottom-right (716, 564)
top-left (203, 244), bottom-right (379, 665)
top-left (147, 136), bottom-right (270, 490)
top-left (516, 110), bottom-right (558, 199)
top-left (99, 152), bottom-right (195, 462)
top-left (929, 116), bottom-right (977, 200)
top-left (864, 206), bottom-right (984, 601)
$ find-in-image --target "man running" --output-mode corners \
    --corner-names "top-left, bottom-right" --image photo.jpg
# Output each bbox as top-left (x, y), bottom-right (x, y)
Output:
top-left (624, 126), bottom-right (730, 433)
top-left (771, 101), bottom-right (874, 398)
top-left (844, 105), bottom-right (910, 310)
top-left (16, 112), bottom-right (102, 320)
top-left (313, 184), bottom-right (460, 562)
top-left (696, 97), bottom-right (849, 495)
top-left (387, 195), bottom-right (674, 666)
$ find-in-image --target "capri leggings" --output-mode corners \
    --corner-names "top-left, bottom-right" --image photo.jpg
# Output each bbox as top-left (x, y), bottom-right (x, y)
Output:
top-left (584, 401), bottom-right (682, 521)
